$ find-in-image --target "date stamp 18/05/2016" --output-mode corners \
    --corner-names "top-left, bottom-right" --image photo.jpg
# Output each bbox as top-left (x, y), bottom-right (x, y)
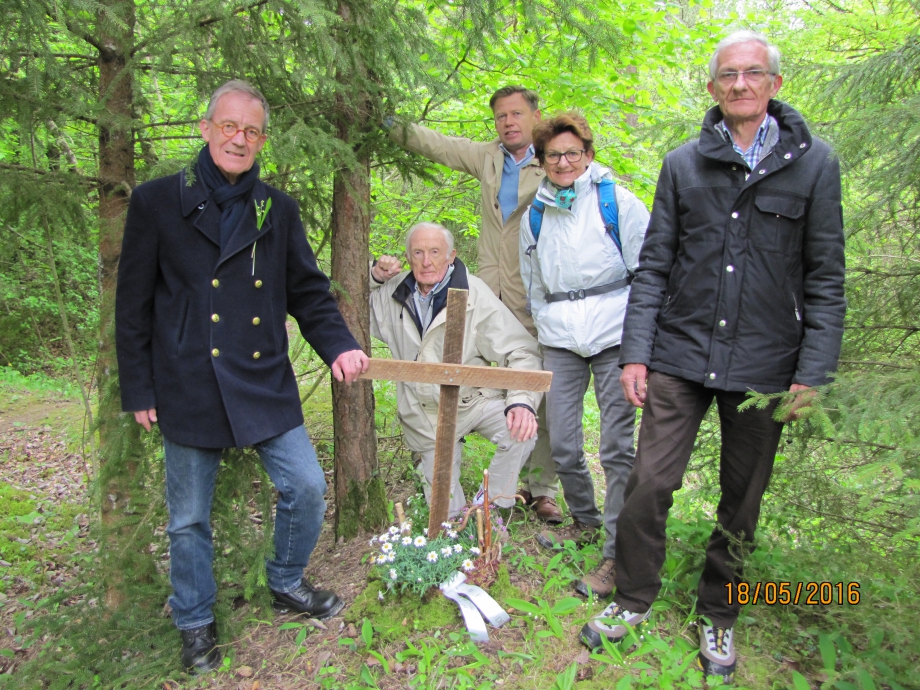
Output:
top-left (725, 581), bottom-right (861, 606)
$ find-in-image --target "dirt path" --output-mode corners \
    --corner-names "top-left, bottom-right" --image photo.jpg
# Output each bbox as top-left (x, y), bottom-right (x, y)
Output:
top-left (0, 387), bottom-right (92, 677)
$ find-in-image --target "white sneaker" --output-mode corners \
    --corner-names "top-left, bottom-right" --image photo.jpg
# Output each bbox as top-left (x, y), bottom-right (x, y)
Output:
top-left (579, 601), bottom-right (650, 649)
top-left (697, 623), bottom-right (736, 682)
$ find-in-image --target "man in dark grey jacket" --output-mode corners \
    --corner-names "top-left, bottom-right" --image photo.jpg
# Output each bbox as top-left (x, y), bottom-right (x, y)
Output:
top-left (578, 31), bottom-right (846, 682)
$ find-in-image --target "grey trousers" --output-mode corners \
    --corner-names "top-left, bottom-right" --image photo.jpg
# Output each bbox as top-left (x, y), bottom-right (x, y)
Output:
top-left (418, 398), bottom-right (536, 516)
top-left (518, 398), bottom-right (558, 498)
top-left (543, 345), bottom-right (637, 559)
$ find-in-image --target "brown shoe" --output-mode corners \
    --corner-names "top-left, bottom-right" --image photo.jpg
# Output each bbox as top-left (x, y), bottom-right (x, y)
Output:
top-left (518, 489), bottom-right (534, 505)
top-left (575, 557), bottom-right (616, 598)
top-left (536, 520), bottom-right (599, 550)
top-left (531, 496), bottom-right (563, 524)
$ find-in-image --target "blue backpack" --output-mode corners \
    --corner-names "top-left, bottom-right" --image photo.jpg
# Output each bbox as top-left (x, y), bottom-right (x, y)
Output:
top-left (527, 178), bottom-right (625, 259)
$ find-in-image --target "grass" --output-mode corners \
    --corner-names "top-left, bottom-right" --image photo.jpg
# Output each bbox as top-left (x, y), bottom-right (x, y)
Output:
top-left (0, 370), bottom-right (916, 690)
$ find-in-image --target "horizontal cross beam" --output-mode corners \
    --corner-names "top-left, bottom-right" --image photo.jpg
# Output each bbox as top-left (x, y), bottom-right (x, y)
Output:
top-left (358, 358), bottom-right (552, 393)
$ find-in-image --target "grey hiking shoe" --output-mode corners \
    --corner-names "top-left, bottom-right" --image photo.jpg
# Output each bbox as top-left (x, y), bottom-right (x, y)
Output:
top-left (535, 520), bottom-right (599, 550)
top-left (575, 558), bottom-right (616, 598)
top-left (579, 601), bottom-right (650, 649)
top-left (696, 624), bottom-right (736, 683)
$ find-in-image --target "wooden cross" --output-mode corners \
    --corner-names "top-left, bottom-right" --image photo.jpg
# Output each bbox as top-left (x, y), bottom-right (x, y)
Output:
top-left (359, 288), bottom-right (552, 538)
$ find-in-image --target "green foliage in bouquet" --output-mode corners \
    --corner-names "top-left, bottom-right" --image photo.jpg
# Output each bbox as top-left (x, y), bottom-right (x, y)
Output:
top-left (369, 516), bottom-right (481, 597)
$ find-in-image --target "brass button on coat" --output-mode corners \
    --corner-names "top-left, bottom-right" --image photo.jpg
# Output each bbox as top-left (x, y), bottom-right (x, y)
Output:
top-left (254, 280), bottom-right (263, 288)
top-left (211, 348), bottom-right (220, 357)
top-left (252, 317), bottom-right (261, 325)
top-left (252, 351), bottom-right (261, 359)
top-left (211, 279), bottom-right (219, 288)
top-left (211, 314), bottom-right (220, 322)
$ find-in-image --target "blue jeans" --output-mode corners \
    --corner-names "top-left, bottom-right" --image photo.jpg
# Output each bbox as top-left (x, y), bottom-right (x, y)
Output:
top-left (163, 425), bottom-right (327, 630)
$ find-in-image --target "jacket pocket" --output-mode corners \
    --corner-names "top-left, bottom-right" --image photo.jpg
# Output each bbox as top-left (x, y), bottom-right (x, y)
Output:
top-left (175, 298), bottom-right (190, 356)
top-left (752, 193), bottom-right (807, 252)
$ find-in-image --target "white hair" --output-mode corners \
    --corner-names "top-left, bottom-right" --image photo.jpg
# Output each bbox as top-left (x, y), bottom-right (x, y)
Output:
top-left (204, 79), bottom-right (270, 131)
top-left (404, 222), bottom-right (455, 255)
top-left (708, 31), bottom-right (781, 81)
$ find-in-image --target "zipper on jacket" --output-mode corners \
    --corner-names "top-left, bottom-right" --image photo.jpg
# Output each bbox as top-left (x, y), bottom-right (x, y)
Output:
top-left (792, 294), bottom-right (801, 321)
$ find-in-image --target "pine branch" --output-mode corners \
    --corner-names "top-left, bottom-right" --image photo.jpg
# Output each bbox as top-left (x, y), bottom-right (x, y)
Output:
top-left (198, 0), bottom-right (270, 28)
top-left (0, 162), bottom-right (101, 185)
top-left (421, 46), bottom-right (470, 121)
top-left (783, 499), bottom-right (896, 536)
top-left (136, 119), bottom-right (200, 130)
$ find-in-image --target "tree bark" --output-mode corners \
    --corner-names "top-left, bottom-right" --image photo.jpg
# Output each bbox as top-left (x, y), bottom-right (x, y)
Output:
top-left (96, 0), bottom-right (137, 609)
top-left (329, 0), bottom-right (387, 542)
top-left (330, 153), bottom-right (387, 541)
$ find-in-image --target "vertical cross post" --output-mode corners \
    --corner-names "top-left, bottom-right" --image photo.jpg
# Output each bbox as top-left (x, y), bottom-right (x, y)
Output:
top-left (427, 288), bottom-right (468, 538)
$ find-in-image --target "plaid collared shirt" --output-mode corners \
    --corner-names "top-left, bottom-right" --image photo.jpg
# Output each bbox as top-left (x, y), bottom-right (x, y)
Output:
top-left (716, 114), bottom-right (778, 176)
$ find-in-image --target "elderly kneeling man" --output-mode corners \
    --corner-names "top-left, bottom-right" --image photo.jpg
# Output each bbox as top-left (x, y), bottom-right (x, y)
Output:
top-left (370, 222), bottom-right (543, 516)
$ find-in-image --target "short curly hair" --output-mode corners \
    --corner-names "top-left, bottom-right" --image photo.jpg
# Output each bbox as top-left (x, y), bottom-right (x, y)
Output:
top-left (531, 112), bottom-right (594, 165)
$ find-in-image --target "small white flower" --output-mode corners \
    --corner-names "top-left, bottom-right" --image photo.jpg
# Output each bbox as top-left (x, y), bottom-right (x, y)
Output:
top-left (380, 542), bottom-right (393, 554)
top-left (441, 547), bottom-right (453, 557)
top-left (386, 553), bottom-right (396, 563)
top-left (369, 537), bottom-right (377, 546)
top-left (453, 544), bottom-right (463, 553)
top-left (469, 547), bottom-right (481, 555)
top-left (417, 577), bottom-right (422, 581)
top-left (388, 526), bottom-right (400, 536)
top-left (426, 551), bottom-right (438, 563)
top-left (423, 528), bottom-right (428, 535)
top-left (448, 530), bottom-right (458, 539)
top-left (414, 536), bottom-right (427, 548)
top-left (378, 591), bottom-right (385, 600)
top-left (369, 555), bottom-right (377, 564)
top-left (400, 521), bottom-right (412, 534)
top-left (441, 522), bottom-right (452, 529)
top-left (389, 568), bottom-right (398, 580)
top-left (378, 533), bottom-right (390, 543)
top-left (401, 536), bottom-right (412, 546)
top-left (462, 559), bottom-right (475, 572)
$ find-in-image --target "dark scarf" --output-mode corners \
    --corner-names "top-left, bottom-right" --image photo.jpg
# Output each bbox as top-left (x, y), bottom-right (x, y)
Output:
top-left (196, 145), bottom-right (260, 249)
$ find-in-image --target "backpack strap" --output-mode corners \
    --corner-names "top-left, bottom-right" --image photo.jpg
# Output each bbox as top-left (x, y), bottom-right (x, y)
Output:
top-left (524, 198), bottom-right (545, 317)
top-left (528, 198), bottom-right (546, 242)
top-left (597, 179), bottom-right (622, 254)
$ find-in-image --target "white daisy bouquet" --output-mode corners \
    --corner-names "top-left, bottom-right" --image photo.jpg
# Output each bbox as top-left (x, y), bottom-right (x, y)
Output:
top-left (368, 517), bottom-right (481, 598)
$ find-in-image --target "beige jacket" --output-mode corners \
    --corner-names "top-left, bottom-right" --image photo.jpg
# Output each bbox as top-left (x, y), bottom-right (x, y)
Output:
top-left (369, 259), bottom-right (542, 452)
top-left (390, 123), bottom-right (545, 333)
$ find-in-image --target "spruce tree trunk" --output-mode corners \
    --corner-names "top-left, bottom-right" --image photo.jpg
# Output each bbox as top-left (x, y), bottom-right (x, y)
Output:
top-left (329, 0), bottom-right (387, 542)
top-left (330, 152), bottom-right (387, 541)
top-left (96, 0), bottom-right (137, 609)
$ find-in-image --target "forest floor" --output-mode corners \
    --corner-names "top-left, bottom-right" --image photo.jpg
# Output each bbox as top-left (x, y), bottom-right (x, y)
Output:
top-left (0, 375), bottom-right (915, 690)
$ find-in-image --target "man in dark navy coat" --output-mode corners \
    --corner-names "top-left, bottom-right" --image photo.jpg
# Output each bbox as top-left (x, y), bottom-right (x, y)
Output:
top-left (577, 32), bottom-right (846, 682)
top-left (116, 80), bottom-right (369, 674)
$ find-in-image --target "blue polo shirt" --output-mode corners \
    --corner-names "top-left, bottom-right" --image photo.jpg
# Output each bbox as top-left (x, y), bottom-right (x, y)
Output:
top-left (497, 144), bottom-right (535, 223)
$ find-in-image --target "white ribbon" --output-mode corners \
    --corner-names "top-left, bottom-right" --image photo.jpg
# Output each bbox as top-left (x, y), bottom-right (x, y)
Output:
top-left (440, 572), bottom-right (509, 642)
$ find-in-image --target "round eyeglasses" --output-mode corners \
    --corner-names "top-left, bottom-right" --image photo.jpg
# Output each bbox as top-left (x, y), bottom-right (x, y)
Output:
top-left (213, 121), bottom-right (264, 142)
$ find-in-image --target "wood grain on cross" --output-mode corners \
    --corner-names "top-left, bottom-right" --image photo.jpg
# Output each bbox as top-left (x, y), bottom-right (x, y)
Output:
top-left (359, 288), bottom-right (552, 538)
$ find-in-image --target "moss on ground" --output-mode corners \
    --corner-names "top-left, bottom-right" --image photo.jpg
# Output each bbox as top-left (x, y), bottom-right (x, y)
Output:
top-left (490, 563), bottom-right (522, 602)
top-left (346, 580), bottom-right (458, 641)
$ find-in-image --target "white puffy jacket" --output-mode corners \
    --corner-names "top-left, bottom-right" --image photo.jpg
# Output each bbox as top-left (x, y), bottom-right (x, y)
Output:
top-left (519, 163), bottom-right (650, 357)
